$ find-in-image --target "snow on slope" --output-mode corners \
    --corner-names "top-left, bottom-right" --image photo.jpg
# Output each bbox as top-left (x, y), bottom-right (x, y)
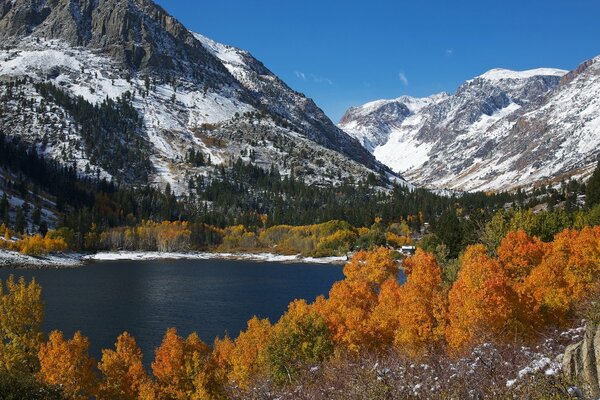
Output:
top-left (340, 63), bottom-right (600, 192)
top-left (0, 36), bottom-right (398, 194)
top-left (476, 68), bottom-right (568, 81)
top-left (339, 94), bottom-right (449, 152)
top-left (0, 38), bottom-right (254, 193)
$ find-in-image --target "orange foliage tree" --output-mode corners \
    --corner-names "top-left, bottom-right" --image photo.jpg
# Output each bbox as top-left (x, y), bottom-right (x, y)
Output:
top-left (97, 332), bottom-right (151, 400)
top-left (0, 275), bottom-right (44, 374)
top-left (152, 328), bottom-right (221, 400)
top-left (446, 245), bottom-right (520, 354)
top-left (314, 247), bottom-right (398, 353)
top-left (342, 247), bottom-right (399, 287)
top-left (393, 250), bottom-right (447, 357)
top-left (212, 335), bottom-right (235, 387)
top-left (227, 316), bottom-right (272, 389)
top-left (524, 226), bottom-right (600, 325)
top-left (37, 331), bottom-right (98, 400)
top-left (497, 230), bottom-right (547, 284)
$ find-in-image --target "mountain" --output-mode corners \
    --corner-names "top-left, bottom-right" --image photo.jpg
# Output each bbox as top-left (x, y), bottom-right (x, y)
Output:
top-left (0, 0), bottom-right (400, 195)
top-left (340, 62), bottom-right (600, 192)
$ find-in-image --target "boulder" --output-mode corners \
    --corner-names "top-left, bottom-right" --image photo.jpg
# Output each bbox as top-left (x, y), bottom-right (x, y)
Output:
top-left (563, 324), bottom-right (600, 397)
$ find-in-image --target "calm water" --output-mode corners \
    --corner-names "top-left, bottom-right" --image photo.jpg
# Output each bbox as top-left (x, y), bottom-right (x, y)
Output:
top-left (0, 259), bottom-right (343, 362)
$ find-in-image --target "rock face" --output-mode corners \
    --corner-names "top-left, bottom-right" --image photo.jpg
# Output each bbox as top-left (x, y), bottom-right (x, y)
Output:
top-left (563, 324), bottom-right (600, 397)
top-left (341, 62), bottom-right (600, 192)
top-left (0, 0), bottom-right (400, 193)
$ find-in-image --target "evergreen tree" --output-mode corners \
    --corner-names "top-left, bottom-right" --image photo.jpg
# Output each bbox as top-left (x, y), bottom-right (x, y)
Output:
top-left (0, 193), bottom-right (8, 224)
top-left (32, 206), bottom-right (41, 226)
top-left (14, 207), bottom-right (25, 234)
top-left (39, 221), bottom-right (48, 237)
top-left (586, 160), bottom-right (600, 207)
top-left (433, 209), bottom-right (464, 259)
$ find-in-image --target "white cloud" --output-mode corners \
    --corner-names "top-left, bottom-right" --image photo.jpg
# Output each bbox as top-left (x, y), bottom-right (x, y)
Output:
top-left (294, 70), bottom-right (307, 80)
top-left (398, 71), bottom-right (409, 86)
top-left (295, 70), bottom-right (333, 85)
top-left (446, 48), bottom-right (454, 56)
top-left (310, 74), bottom-right (333, 85)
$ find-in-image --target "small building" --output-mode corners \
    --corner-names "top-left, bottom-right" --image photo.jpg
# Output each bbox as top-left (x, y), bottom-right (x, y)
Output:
top-left (400, 245), bottom-right (416, 256)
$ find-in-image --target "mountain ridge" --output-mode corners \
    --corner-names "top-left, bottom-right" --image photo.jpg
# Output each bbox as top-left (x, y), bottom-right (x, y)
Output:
top-left (0, 0), bottom-right (403, 195)
top-left (340, 61), bottom-right (600, 192)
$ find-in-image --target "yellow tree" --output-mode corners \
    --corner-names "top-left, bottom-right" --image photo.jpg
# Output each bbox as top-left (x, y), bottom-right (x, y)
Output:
top-left (313, 279), bottom-right (378, 353)
top-left (524, 226), bottom-right (600, 325)
top-left (37, 330), bottom-right (98, 400)
top-left (0, 275), bottom-right (44, 374)
top-left (212, 336), bottom-right (235, 387)
top-left (98, 332), bottom-right (150, 400)
top-left (393, 250), bottom-right (447, 357)
top-left (313, 247), bottom-right (399, 353)
top-left (152, 328), bottom-right (221, 400)
top-left (342, 247), bottom-right (399, 286)
top-left (497, 230), bottom-right (547, 284)
top-left (368, 278), bottom-right (403, 349)
top-left (266, 300), bottom-right (333, 386)
top-left (446, 245), bottom-right (518, 354)
top-left (228, 317), bottom-right (272, 389)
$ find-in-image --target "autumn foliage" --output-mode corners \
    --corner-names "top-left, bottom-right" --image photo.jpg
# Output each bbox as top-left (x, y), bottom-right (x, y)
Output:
top-left (446, 245), bottom-right (518, 353)
top-left (38, 331), bottom-right (98, 400)
top-left (0, 229), bottom-right (68, 256)
top-left (97, 332), bottom-right (150, 400)
top-left (0, 224), bottom-right (598, 398)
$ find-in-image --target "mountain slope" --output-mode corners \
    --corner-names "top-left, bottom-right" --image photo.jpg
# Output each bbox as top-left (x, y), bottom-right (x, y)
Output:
top-left (0, 0), bottom-right (400, 195)
top-left (341, 64), bottom-right (600, 191)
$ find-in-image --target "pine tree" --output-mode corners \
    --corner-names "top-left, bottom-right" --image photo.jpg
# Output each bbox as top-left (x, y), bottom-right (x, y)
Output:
top-left (0, 194), bottom-right (8, 224)
top-left (586, 160), bottom-right (600, 207)
top-left (32, 206), bottom-right (41, 226)
top-left (15, 207), bottom-right (25, 234)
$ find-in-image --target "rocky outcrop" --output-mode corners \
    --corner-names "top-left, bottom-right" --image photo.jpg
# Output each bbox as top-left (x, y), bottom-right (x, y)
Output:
top-left (563, 324), bottom-right (600, 397)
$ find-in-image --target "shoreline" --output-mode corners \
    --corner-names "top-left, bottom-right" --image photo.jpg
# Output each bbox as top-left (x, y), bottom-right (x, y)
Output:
top-left (84, 251), bottom-right (348, 265)
top-left (0, 249), bottom-right (347, 269)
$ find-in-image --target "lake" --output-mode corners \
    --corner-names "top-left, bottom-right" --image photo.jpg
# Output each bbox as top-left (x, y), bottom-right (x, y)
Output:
top-left (0, 258), bottom-right (344, 363)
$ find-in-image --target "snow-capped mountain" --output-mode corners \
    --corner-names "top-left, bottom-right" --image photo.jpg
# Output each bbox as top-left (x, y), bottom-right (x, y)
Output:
top-left (0, 0), bottom-right (400, 194)
top-left (341, 62), bottom-right (600, 192)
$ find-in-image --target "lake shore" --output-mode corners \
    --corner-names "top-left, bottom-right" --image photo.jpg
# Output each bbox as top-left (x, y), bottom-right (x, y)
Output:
top-left (0, 249), bottom-right (348, 269)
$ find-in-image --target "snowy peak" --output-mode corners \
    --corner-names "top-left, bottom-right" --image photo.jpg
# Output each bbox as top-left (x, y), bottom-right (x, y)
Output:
top-left (341, 57), bottom-right (600, 192)
top-left (476, 68), bottom-right (568, 82)
top-left (339, 93), bottom-right (448, 152)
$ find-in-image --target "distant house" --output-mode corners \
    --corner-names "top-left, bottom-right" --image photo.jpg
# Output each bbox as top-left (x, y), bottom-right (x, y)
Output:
top-left (401, 245), bottom-right (416, 256)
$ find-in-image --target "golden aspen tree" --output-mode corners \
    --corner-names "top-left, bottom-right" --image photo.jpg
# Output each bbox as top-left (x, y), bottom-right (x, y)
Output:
top-left (212, 336), bottom-right (235, 386)
top-left (368, 277), bottom-right (403, 349)
top-left (266, 300), bottom-right (333, 386)
top-left (37, 331), bottom-right (98, 400)
top-left (313, 279), bottom-right (378, 353)
top-left (446, 245), bottom-right (518, 354)
top-left (342, 247), bottom-right (398, 287)
top-left (0, 275), bottom-right (44, 374)
top-left (524, 226), bottom-right (600, 325)
top-left (497, 230), bottom-right (547, 284)
top-left (393, 250), bottom-right (447, 357)
top-left (97, 332), bottom-right (150, 400)
top-left (228, 317), bottom-right (272, 389)
top-left (152, 328), bottom-right (221, 400)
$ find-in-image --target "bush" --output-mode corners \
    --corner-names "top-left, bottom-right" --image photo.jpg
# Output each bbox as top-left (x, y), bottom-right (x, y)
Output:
top-left (267, 301), bottom-right (334, 386)
top-left (0, 373), bottom-right (65, 400)
top-left (18, 235), bottom-right (67, 256)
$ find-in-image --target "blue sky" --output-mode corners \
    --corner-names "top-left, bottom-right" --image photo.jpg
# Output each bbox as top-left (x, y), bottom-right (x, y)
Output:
top-left (156, 0), bottom-right (600, 122)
